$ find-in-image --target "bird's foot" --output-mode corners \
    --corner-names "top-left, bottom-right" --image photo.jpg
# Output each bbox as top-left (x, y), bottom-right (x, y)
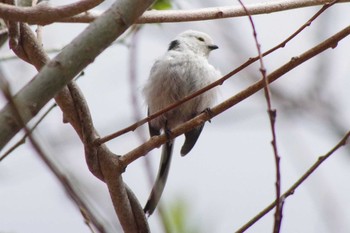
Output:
top-left (202, 108), bottom-right (213, 123)
top-left (164, 120), bottom-right (173, 141)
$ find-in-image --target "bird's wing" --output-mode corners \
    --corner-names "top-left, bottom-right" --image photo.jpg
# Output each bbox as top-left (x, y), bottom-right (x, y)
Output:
top-left (180, 123), bottom-right (205, 156)
top-left (144, 140), bottom-right (174, 216)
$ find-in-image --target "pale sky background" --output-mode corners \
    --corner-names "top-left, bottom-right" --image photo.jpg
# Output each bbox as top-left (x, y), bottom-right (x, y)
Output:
top-left (1, 0), bottom-right (350, 233)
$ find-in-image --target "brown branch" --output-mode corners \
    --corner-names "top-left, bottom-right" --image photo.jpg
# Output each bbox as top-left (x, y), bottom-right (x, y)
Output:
top-left (0, 0), bottom-right (154, 149)
top-left (61, 0), bottom-right (349, 24)
top-left (119, 24), bottom-right (350, 167)
top-left (0, 0), bottom-right (345, 231)
top-left (0, 103), bottom-right (56, 162)
top-left (97, 0), bottom-right (340, 145)
top-left (262, 0), bottom-right (340, 58)
top-left (0, 0), bottom-right (156, 231)
top-left (236, 130), bottom-right (350, 232)
top-left (0, 0), bottom-right (103, 25)
top-left (66, 82), bottom-right (103, 179)
top-left (0, 67), bottom-right (107, 233)
top-left (67, 82), bottom-right (150, 233)
top-left (237, 0), bottom-right (283, 231)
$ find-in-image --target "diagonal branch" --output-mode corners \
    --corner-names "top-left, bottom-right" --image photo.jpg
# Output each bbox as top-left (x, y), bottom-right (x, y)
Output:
top-left (97, 0), bottom-right (340, 145)
top-left (0, 0), bottom-right (103, 25)
top-left (237, 0), bottom-right (283, 231)
top-left (0, 103), bottom-right (56, 162)
top-left (119, 24), bottom-right (350, 167)
top-left (67, 82), bottom-right (150, 233)
top-left (0, 65), bottom-right (107, 233)
top-left (0, 0), bottom-right (154, 150)
top-left (0, 0), bottom-right (155, 232)
top-left (61, 0), bottom-right (350, 24)
top-left (236, 130), bottom-right (350, 232)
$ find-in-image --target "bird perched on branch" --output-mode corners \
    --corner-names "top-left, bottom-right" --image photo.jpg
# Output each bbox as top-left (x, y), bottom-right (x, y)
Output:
top-left (143, 30), bottom-right (220, 216)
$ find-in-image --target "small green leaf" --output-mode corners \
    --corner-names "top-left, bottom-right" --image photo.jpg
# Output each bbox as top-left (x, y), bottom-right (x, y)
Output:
top-left (165, 198), bottom-right (203, 233)
top-left (152, 0), bottom-right (172, 10)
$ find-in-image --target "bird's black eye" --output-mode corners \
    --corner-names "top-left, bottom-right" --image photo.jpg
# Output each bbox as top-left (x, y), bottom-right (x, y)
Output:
top-left (197, 37), bottom-right (205, 42)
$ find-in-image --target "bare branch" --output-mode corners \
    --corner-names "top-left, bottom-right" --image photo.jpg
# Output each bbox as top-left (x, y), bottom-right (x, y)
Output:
top-left (1, 0), bottom-right (347, 231)
top-left (237, 0), bottom-right (283, 231)
top-left (0, 103), bottom-right (56, 162)
top-left (236, 130), bottom-right (350, 232)
top-left (0, 0), bottom-right (103, 25)
top-left (67, 82), bottom-right (150, 233)
top-left (61, 0), bottom-right (350, 24)
top-left (0, 0), bottom-right (155, 150)
top-left (119, 25), bottom-right (350, 167)
top-left (0, 66), bottom-right (108, 233)
top-left (97, 0), bottom-right (340, 145)
top-left (0, 0), bottom-right (155, 232)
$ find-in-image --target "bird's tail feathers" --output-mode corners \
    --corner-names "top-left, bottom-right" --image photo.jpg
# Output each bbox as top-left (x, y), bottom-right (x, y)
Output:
top-left (181, 123), bottom-right (205, 156)
top-left (144, 140), bottom-right (174, 216)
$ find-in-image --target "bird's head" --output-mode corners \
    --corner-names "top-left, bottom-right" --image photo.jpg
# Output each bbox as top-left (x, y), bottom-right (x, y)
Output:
top-left (168, 30), bottom-right (218, 57)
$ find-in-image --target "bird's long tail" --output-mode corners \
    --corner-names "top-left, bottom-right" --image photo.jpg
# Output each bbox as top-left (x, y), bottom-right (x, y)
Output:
top-left (144, 140), bottom-right (174, 216)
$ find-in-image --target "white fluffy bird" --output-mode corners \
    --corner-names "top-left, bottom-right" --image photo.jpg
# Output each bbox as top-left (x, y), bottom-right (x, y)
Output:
top-left (143, 30), bottom-right (221, 215)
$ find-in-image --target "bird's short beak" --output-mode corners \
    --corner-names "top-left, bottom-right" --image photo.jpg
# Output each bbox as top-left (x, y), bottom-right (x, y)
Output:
top-left (208, 44), bottom-right (219, 50)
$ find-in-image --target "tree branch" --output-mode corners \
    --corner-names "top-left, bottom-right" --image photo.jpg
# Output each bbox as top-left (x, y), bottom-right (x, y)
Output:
top-left (0, 103), bottom-right (56, 162)
top-left (119, 24), bottom-right (350, 167)
top-left (61, 0), bottom-right (350, 24)
top-left (0, 0), bottom-right (103, 25)
top-left (0, 0), bottom-right (155, 232)
top-left (236, 130), bottom-right (350, 232)
top-left (0, 65), bottom-right (107, 233)
top-left (97, 0), bottom-right (340, 145)
top-left (0, 0), bottom-right (154, 150)
top-left (67, 82), bottom-right (150, 233)
top-left (237, 0), bottom-right (283, 231)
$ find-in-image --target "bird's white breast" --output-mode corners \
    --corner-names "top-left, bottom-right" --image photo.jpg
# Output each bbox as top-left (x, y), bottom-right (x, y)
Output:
top-left (144, 50), bottom-right (220, 130)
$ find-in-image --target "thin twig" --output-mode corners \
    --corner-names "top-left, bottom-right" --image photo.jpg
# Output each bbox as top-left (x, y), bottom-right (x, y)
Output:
top-left (1, 21), bottom-right (109, 230)
top-left (0, 71), bottom-right (107, 233)
top-left (0, 0), bottom-right (154, 150)
top-left (0, 0), bottom-right (104, 25)
top-left (97, 0), bottom-right (339, 145)
top-left (262, 0), bottom-right (340, 56)
top-left (1, 0), bottom-right (154, 232)
top-left (60, 0), bottom-right (349, 24)
top-left (237, 0), bottom-right (282, 231)
top-left (236, 131), bottom-right (350, 232)
top-left (119, 24), bottom-right (350, 167)
top-left (0, 103), bottom-right (56, 161)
